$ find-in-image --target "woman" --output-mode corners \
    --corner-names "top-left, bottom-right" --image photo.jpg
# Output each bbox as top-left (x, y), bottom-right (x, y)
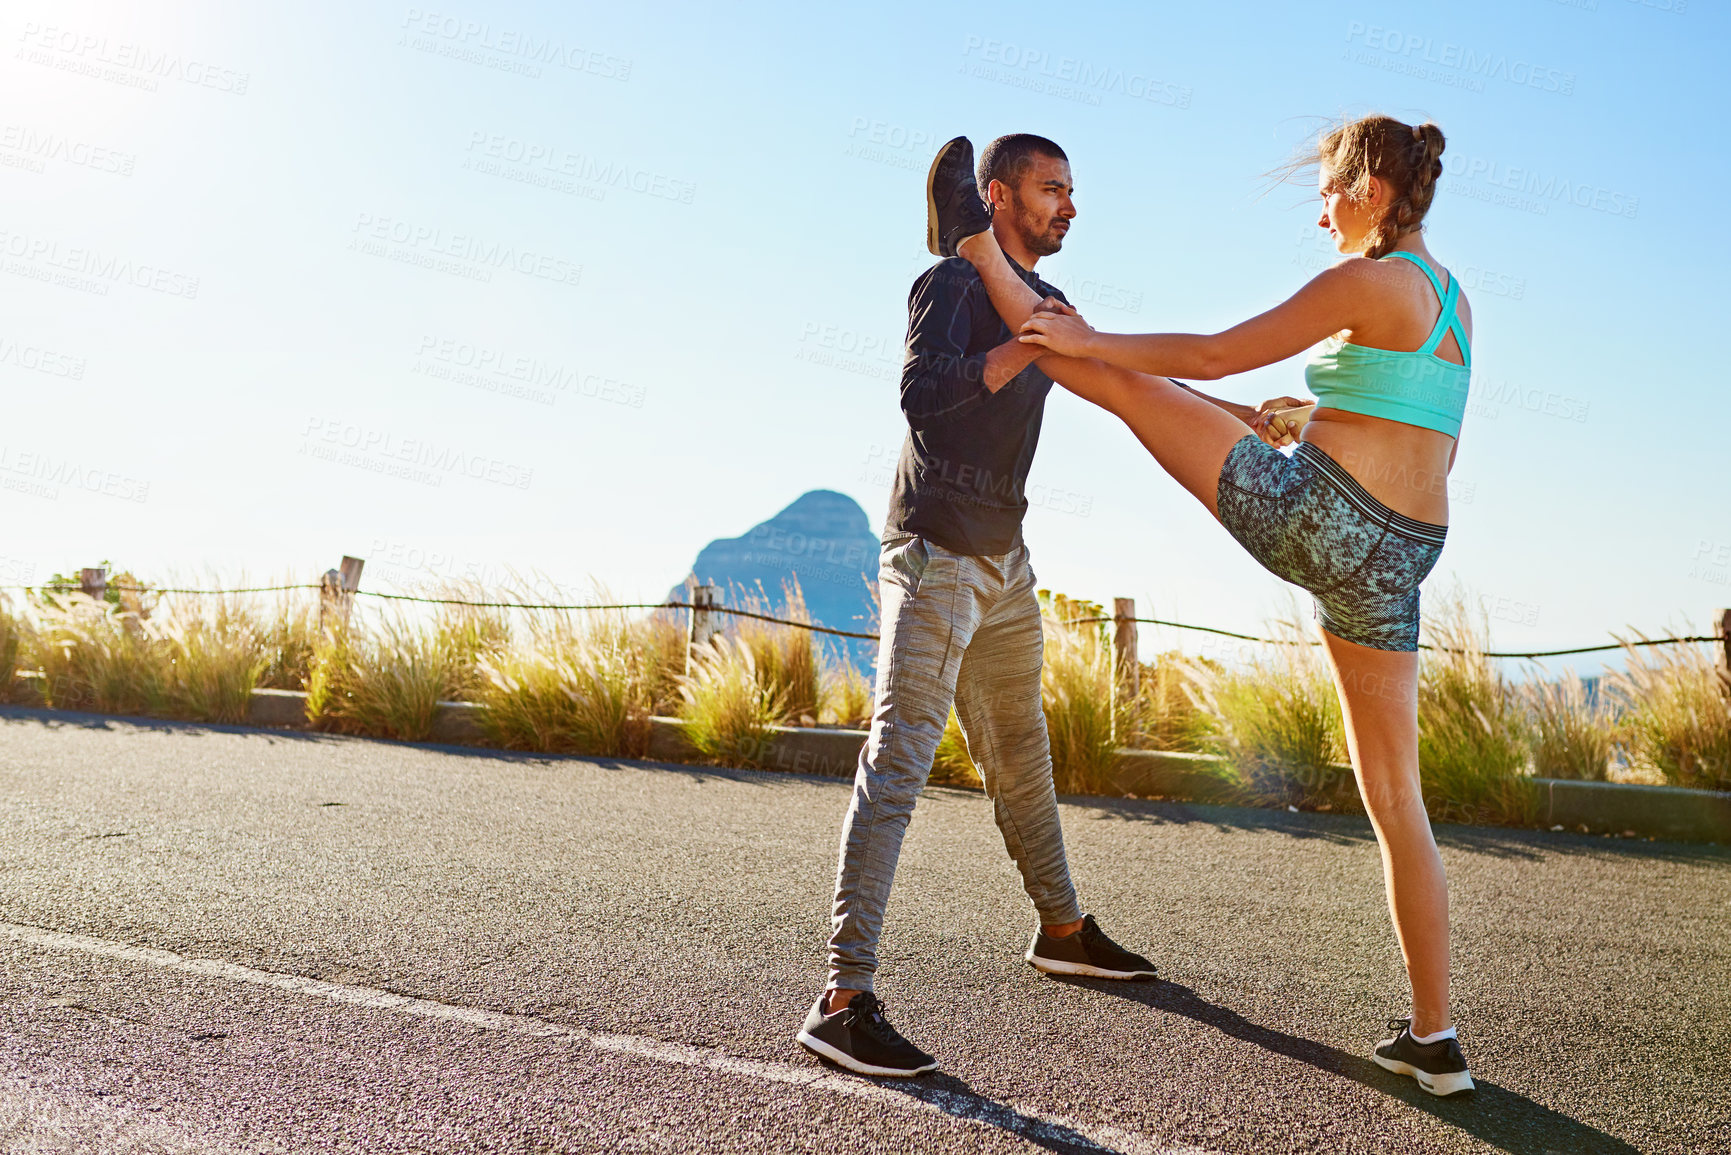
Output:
top-left (927, 116), bottom-right (1475, 1097)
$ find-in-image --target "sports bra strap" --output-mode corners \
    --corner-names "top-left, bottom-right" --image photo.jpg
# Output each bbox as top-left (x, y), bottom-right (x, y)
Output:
top-left (1380, 250), bottom-right (1443, 294)
top-left (1416, 276), bottom-right (1459, 357)
top-left (1447, 299), bottom-right (1471, 368)
top-left (1380, 251), bottom-right (1471, 366)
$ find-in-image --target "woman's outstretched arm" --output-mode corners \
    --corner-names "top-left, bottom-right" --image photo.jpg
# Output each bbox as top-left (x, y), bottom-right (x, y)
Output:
top-left (951, 228), bottom-right (1282, 514)
top-left (1016, 258), bottom-right (1376, 380)
top-left (954, 231), bottom-right (1262, 422)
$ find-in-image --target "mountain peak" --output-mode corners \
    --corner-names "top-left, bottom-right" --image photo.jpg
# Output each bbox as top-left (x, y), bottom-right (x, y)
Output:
top-left (670, 489), bottom-right (881, 665)
top-left (763, 489), bottom-right (872, 538)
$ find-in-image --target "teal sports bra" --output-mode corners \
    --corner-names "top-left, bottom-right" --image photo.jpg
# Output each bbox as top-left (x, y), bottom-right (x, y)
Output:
top-left (1304, 251), bottom-right (1472, 438)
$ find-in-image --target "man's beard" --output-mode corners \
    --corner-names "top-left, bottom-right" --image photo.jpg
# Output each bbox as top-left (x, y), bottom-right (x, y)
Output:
top-left (1012, 203), bottom-right (1066, 256)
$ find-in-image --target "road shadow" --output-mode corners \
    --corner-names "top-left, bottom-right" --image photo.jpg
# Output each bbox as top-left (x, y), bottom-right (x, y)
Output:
top-left (0, 704), bottom-right (351, 747)
top-left (1064, 793), bottom-right (1382, 850)
top-left (0, 703), bottom-right (830, 796)
top-left (1063, 793), bottom-right (1730, 867)
top-left (1058, 975), bottom-right (1641, 1155)
top-left (802, 1053), bottom-right (1132, 1155)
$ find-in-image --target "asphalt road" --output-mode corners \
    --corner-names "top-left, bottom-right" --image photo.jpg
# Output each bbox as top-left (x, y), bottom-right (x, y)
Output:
top-left (0, 706), bottom-right (1725, 1155)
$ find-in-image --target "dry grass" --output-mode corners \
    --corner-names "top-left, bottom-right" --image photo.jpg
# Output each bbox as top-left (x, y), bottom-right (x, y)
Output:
top-left (637, 613), bottom-right (689, 717)
top-left (1170, 595), bottom-right (1547, 824)
top-left (152, 593), bottom-right (270, 724)
top-left (0, 594), bottom-right (28, 702)
top-left (930, 709), bottom-right (983, 788)
top-left (732, 583), bottom-right (821, 724)
top-left (23, 588), bottom-right (269, 723)
top-left (6, 570), bottom-right (1723, 824)
top-left (475, 601), bottom-right (654, 758)
top-left (675, 635), bottom-right (785, 768)
top-left (433, 596), bottom-right (511, 701)
top-left (820, 661), bottom-right (875, 729)
top-left (1038, 592), bottom-right (1128, 796)
top-left (668, 579), bottom-right (879, 764)
top-left (1182, 622), bottom-right (1353, 810)
top-left (257, 594), bottom-right (320, 690)
top-left (1416, 594), bottom-right (1538, 825)
top-left (306, 608), bottom-right (492, 741)
top-left (1523, 670), bottom-right (1616, 781)
top-left (1135, 651), bottom-right (1213, 754)
top-left (30, 594), bottom-right (161, 715)
top-left (1609, 635), bottom-right (1731, 791)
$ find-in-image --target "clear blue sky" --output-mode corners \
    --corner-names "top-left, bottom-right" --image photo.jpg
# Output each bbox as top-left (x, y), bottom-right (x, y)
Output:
top-left (2, 0), bottom-right (1726, 665)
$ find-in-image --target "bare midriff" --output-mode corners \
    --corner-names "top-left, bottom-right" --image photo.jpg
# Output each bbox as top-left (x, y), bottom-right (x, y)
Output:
top-left (1300, 407), bottom-right (1456, 526)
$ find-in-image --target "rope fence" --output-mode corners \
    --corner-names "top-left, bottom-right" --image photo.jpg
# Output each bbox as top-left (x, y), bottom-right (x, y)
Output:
top-left (359, 592), bottom-right (885, 641)
top-left (1055, 616), bottom-right (1724, 659)
top-left (5, 576), bottom-right (1726, 663)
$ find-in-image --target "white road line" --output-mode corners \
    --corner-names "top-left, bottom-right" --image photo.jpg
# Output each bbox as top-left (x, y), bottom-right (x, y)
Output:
top-left (2, 921), bottom-right (1212, 1155)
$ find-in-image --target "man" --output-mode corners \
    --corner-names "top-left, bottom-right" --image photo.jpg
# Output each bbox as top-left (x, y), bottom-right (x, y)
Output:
top-left (796, 135), bottom-right (1172, 1079)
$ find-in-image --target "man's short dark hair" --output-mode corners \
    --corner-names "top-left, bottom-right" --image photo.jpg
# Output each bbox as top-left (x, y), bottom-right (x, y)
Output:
top-left (976, 134), bottom-right (1067, 199)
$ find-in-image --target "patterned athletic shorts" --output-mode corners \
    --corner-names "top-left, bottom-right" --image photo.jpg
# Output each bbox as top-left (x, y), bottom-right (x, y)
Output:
top-left (1215, 436), bottom-right (1447, 651)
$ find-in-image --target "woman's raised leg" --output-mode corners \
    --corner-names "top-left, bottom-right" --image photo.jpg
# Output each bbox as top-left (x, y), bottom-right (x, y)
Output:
top-left (956, 229), bottom-right (1048, 330)
top-left (1318, 630), bottom-right (1452, 1036)
top-left (955, 230), bottom-right (1254, 517)
top-left (1044, 361), bottom-right (1258, 519)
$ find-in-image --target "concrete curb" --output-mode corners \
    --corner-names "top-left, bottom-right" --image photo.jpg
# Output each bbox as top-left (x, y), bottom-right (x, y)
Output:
top-left (1112, 749), bottom-right (1241, 804)
top-left (10, 679), bottom-right (1725, 843)
top-left (1537, 777), bottom-right (1731, 842)
top-left (248, 688), bottom-right (307, 728)
top-left (244, 691), bottom-right (491, 747)
top-left (646, 717), bottom-right (863, 778)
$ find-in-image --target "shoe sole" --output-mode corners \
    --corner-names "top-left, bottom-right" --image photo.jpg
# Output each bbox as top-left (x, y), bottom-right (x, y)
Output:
top-left (1024, 949), bottom-right (1157, 980)
top-left (796, 1030), bottom-right (938, 1078)
top-left (924, 142), bottom-right (954, 257)
top-left (1372, 1052), bottom-right (1476, 1097)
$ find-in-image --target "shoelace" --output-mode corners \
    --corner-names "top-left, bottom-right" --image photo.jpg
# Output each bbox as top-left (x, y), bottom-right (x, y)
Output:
top-left (1076, 917), bottom-right (1131, 962)
top-left (850, 996), bottom-right (904, 1045)
top-left (948, 181), bottom-right (991, 219)
top-left (1385, 1017), bottom-right (1455, 1051)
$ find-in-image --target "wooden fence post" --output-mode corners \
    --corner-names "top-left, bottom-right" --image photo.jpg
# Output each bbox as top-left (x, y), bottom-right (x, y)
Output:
top-left (1112, 597), bottom-right (1139, 744)
top-left (1716, 607), bottom-right (1731, 700)
top-left (79, 566), bottom-right (107, 604)
top-left (320, 555), bottom-right (365, 635)
top-left (687, 585), bottom-right (721, 674)
top-left (1113, 598), bottom-right (1139, 702)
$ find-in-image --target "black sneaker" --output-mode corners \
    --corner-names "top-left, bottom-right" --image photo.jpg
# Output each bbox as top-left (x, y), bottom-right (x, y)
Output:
top-left (796, 991), bottom-right (939, 1077)
top-left (925, 136), bottom-right (993, 257)
top-left (1025, 914), bottom-right (1158, 980)
top-left (1372, 1017), bottom-right (1476, 1097)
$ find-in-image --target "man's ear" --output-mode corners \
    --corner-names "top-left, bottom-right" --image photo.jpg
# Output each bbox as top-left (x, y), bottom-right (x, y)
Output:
top-left (986, 177), bottom-right (1011, 211)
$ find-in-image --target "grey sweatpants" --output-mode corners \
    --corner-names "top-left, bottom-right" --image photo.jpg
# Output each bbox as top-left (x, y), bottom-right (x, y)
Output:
top-left (826, 535), bottom-right (1083, 992)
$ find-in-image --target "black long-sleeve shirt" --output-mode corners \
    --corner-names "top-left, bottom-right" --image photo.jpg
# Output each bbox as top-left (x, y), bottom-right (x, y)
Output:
top-left (882, 256), bottom-right (1067, 556)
